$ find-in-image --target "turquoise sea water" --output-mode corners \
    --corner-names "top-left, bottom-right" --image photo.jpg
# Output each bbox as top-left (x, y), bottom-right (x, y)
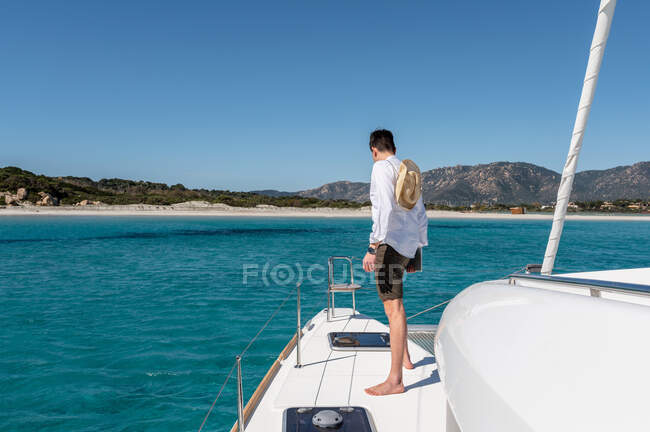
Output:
top-left (1, 216), bottom-right (649, 431)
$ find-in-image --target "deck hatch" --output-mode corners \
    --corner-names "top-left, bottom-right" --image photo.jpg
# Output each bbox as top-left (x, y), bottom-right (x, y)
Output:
top-left (328, 332), bottom-right (390, 351)
top-left (283, 406), bottom-right (375, 432)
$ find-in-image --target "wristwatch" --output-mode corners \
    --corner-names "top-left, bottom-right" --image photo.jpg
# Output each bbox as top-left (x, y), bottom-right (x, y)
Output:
top-left (367, 246), bottom-right (376, 255)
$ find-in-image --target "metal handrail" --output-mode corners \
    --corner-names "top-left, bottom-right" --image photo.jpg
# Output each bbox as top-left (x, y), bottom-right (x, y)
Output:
top-left (509, 273), bottom-right (650, 296)
top-left (327, 256), bottom-right (360, 321)
top-left (236, 356), bottom-right (245, 432)
top-left (295, 283), bottom-right (302, 368)
top-left (328, 256), bottom-right (355, 286)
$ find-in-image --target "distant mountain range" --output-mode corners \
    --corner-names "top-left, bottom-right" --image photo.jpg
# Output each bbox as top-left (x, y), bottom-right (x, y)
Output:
top-left (2, 162), bottom-right (647, 208)
top-left (254, 161), bottom-right (650, 206)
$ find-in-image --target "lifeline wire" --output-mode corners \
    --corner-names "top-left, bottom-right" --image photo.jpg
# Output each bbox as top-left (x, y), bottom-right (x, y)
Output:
top-left (197, 284), bottom-right (298, 431)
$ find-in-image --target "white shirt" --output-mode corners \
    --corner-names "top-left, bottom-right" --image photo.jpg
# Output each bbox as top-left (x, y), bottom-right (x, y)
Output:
top-left (369, 155), bottom-right (428, 259)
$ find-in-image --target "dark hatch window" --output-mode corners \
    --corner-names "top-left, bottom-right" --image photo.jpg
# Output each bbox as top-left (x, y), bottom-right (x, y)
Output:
top-left (328, 332), bottom-right (390, 350)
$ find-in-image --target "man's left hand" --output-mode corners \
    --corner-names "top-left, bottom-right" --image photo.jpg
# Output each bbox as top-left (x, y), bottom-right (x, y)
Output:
top-left (363, 252), bottom-right (376, 272)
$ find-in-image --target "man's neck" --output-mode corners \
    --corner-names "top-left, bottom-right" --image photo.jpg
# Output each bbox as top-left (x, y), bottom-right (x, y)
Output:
top-left (375, 152), bottom-right (395, 161)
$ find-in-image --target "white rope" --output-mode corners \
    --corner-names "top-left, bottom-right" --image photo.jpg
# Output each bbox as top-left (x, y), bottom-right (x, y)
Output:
top-left (541, 0), bottom-right (617, 275)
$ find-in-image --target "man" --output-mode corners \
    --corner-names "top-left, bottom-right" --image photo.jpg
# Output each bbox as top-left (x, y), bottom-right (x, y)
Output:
top-left (362, 129), bottom-right (428, 396)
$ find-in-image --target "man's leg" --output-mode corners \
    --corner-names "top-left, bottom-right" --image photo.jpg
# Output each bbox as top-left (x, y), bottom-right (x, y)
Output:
top-left (403, 330), bottom-right (414, 370)
top-left (364, 298), bottom-right (407, 396)
top-left (366, 247), bottom-right (413, 396)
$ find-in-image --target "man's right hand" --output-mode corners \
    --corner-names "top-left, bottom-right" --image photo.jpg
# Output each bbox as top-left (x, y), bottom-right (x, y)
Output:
top-left (363, 252), bottom-right (376, 272)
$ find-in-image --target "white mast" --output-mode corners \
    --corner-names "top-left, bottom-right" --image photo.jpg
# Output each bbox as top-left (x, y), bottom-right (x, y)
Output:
top-left (541, 0), bottom-right (617, 275)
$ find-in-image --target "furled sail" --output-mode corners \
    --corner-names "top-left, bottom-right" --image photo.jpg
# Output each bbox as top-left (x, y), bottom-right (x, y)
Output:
top-left (542, 0), bottom-right (617, 275)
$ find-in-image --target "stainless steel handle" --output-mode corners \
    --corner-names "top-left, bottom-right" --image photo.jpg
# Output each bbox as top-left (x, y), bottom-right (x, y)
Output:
top-left (328, 256), bottom-right (354, 286)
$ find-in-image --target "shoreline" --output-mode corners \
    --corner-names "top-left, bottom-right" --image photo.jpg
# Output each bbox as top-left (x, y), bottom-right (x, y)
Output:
top-left (1, 203), bottom-right (649, 221)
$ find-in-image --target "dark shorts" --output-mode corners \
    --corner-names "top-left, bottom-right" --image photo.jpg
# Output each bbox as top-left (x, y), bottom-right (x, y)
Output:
top-left (374, 244), bottom-right (410, 301)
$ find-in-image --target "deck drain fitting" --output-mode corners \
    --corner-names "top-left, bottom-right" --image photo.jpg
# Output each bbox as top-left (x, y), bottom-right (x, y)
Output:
top-left (312, 410), bottom-right (343, 428)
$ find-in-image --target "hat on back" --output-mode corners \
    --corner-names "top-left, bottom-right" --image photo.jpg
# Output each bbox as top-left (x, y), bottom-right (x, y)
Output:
top-left (395, 159), bottom-right (422, 210)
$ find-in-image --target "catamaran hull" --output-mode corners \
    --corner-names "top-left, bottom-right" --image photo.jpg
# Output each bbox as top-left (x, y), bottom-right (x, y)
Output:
top-left (435, 279), bottom-right (650, 431)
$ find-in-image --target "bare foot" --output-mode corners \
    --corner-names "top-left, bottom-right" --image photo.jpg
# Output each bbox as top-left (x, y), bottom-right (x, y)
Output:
top-left (364, 380), bottom-right (405, 396)
top-left (403, 357), bottom-right (415, 370)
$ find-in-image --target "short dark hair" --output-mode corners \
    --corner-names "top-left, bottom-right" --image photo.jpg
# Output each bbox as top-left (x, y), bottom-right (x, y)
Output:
top-left (369, 129), bottom-right (396, 153)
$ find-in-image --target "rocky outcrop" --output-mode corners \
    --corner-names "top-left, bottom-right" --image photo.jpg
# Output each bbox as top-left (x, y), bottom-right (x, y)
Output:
top-left (16, 188), bottom-right (28, 200)
top-left (0, 188), bottom-right (60, 206)
top-left (36, 192), bottom-right (59, 206)
top-left (2, 192), bottom-right (17, 205)
top-left (2, 189), bottom-right (29, 206)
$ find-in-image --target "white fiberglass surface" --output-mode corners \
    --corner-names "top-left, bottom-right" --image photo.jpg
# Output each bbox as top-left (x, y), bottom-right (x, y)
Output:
top-left (435, 280), bottom-right (650, 432)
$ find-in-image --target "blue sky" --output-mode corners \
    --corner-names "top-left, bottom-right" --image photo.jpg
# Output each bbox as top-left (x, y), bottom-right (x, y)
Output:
top-left (1, 1), bottom-right (648, 191)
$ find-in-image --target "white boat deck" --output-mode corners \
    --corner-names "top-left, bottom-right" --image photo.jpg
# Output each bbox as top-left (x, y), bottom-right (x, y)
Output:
top-left (561, 267), bottom-right (650, 285)
top-left (243, 308), bottom-right (447, 432)
top-left (510, 267), bottom-right (650, 307)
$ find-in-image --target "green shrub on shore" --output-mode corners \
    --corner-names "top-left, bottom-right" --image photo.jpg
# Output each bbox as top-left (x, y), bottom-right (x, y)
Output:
top-left (0, 166), bottom-right (366, 208)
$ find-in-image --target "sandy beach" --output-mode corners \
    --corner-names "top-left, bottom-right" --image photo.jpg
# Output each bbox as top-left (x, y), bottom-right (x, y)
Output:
top-left (1, 201), bottom-right (649, 221)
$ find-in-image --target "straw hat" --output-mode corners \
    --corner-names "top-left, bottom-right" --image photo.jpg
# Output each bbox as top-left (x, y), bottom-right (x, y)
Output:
top-left (395, 159), bottom-right (421, 210)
